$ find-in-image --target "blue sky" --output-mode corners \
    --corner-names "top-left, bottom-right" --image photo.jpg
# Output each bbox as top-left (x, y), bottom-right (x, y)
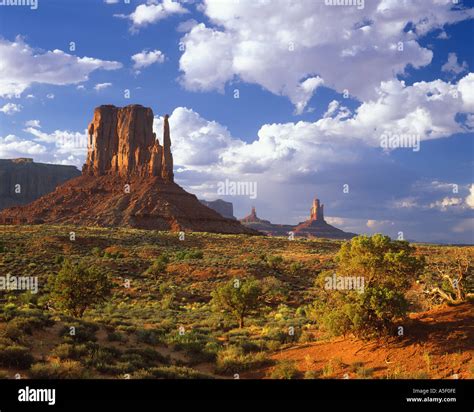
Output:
top-left (0, 0), bottom-right (473, 243)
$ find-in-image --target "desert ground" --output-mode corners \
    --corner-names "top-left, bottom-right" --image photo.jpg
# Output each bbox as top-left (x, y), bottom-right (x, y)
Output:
top-left (0, 225), bottom-right (472, 380)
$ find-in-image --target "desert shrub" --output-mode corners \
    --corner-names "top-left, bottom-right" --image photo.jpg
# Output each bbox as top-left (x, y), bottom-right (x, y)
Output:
top-left (166, 330), bottom-right (216, 363)
top-left (270, 360), bottom-right (299, 379)
top-left (91, 247), bottom-right (102, 257)
top-left (311, 234), bottom-right (424, 338)
top-left (211, 277), bottom-right (263, 328)
top-left (215, 346), bottom-right (269, 375)
top-left (175, 249), bottom-right (203, 260)
top-left (421, 248), bottom-right (473, 304)
top-left (29, 361), bottom-right (86, 379)
top-left (136, 329), bottom-right (164, 345)
top-left (50, 260), bottom-right (112, 318)
top-left (289, 261), bottom-right (305, 274)
top-left (298, 330), bottom-right (316, 343)
top-left (1, 303), bottom-right (18, 321)
top-left (4, 315), bottom-right (51, 340)
top-left (266, 255), bottom-right (284, 269)
top-left (145, 255), bottom-right (169, 276)
top-left (304, 370), bottom-right (321, 379)
top-left (260, 276), bottom-right (289, 303)
top-left (0, 345), bottom-right (34, 368)
top-left (52, 343), bottom-right (88, 360)
top-left (106, 330), bottom-right (127, 342)
top-left (123, 348), bottom-right (169, 365)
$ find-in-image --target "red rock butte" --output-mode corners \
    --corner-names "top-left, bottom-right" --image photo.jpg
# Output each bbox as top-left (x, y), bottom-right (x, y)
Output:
top-left (0, 104), bottom-right (257, 235)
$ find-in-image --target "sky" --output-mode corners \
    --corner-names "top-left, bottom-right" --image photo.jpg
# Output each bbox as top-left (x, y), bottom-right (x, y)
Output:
top-left (0, 0), bottom-right (473, 243)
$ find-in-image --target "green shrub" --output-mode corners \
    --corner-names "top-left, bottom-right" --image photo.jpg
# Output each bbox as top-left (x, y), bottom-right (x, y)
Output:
top-left (270, 360), bottom-right (299, 379)
top-left (215, 346), bottom-right (269, 375)
top-left (311, 234), bottom-right (424, 338)
top-left (50, 260), bottom-right (112, 318)
top-left (266, 255), bottom-right (284, 269)
top-left (145, 255), bottom-right (169, 276)
top-left (29, 361), bottom-right (86, 379)
top-left (211, 277), bottom-right (263, 328)
top-left (175, 249), bottom-right (203, 260)
top-left (52, 343), bottom-right (88, 360)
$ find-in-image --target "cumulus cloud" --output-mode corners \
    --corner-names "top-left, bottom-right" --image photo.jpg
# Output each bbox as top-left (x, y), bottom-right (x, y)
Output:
top-left (0, 134), bottom-right (46, 158)
top-left (24, 126), bottom-right (87, 167)
top-left (131, 49), bottom-right (165, 70)
top-left (155, 71), bottom-right (473, 184)
top-left (0, 103), bottom-right (22, 115)
top-left (178, 0), bottom-right (473, 112)
top-left (441, 52), bottom-right (468, 76)
top-left (0, 36), bottom-right (122, 98)
top-left (124, 0), bottom-right (188, 31)
top-left (465, 185), bottom-right (474, 209)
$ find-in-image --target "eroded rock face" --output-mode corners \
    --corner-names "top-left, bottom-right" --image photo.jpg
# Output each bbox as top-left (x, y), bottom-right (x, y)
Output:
top-left (82, 105), bottom-right (173, 182)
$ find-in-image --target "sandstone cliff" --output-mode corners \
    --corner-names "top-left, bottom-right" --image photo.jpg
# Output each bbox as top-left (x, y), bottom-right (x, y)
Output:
top-left (0, 158), bottom-right (80, 210)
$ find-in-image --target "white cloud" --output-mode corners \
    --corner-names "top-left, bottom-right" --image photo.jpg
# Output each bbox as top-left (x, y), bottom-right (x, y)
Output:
top-left (131, 49), bottom-right (165, 70)
top-left (465, 185), bottom-right (474, 209)
top-left (0, 36), bottom-right (122, 98)
top-left (104, 0), bottom-right (120, 3)
top-left (441, 52), bottom-right (468, 76)
top-left (46, 93), bottom-right (55, 99)
top-left (177, 18), bottom-right (198, 33)
top-left (94, 82), bottom-right (112, 91)
top-left (0, 103), bottom-right (22, 115)
top-left (156, 72), bottom-right (472, 184)
top-left (0, 134), bottom-right (46, 158)
top-left (125, 0), bottom-right (188, 31)
top-left (430, 197), bottom-right (463, 210)
top-left (366, 219), bottom-right (395, 229)
top-left (179, 0), bottom-right (473, 112)
top-left (458, 73), bottom-right (474, 111)
top-left (25, 119), bottom-right (41, 128)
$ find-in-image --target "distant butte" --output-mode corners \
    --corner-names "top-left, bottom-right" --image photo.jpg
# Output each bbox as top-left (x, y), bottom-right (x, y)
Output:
top-left (240, 198), bottom-right (356, 240)
top-left (0, 104), bottom-right (258, 235)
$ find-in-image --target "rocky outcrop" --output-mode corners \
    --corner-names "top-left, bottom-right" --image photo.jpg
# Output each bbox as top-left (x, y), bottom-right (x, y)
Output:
top-left (199, 199), bottom-right (236, 220)
top-left (239, 207), bottom-right (292, 235)
top-left (82, 105), bottom-right (172, 181)
top-left (0, 105), bottom-right (258, 235)
top-left (0, 158), bottom-right (80, 211)
top-left (239, 198), bottom-right (356, 239)
top-left (293, 197), bottom-right (355, 239)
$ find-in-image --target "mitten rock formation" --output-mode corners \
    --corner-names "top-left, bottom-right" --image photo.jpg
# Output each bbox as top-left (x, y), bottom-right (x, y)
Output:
top-left (0, 105), bottom-right (257, 234)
